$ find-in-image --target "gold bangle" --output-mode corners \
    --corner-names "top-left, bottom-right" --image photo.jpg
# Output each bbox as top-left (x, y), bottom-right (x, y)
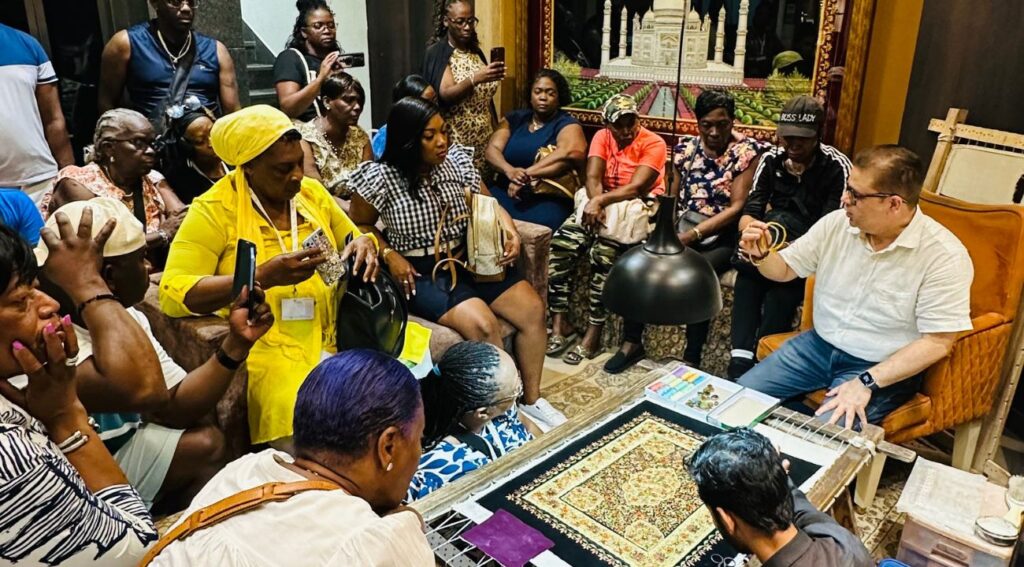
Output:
top-left (382, 247), bottom-right (394, 261)
top-left (691, 227), bottom-right (703, 241)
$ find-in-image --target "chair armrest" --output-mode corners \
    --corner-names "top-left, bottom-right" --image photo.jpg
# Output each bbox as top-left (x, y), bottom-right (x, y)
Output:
top-left (756, 330), bottom-right (803, 361)
top-left (923, 313), bottom-right (1013, 431)
top-left (513, 220), bottom-right (552, 305)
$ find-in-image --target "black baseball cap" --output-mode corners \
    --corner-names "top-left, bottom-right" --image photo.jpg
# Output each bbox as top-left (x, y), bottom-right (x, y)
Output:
top-left (777, 95), bottom-right (824, 138)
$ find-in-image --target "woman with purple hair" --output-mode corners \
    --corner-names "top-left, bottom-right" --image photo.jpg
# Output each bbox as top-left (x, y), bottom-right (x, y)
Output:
top-left (150, 350), bottom-right (433, 565)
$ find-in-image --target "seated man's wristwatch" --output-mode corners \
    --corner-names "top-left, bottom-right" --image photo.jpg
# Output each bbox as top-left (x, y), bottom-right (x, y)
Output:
top-left (857, 370), bottom-right (879, 391)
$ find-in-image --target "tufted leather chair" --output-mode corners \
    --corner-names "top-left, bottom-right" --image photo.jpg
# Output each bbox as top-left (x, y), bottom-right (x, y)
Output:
top-left (757, 192), bottom-right (1024, 483)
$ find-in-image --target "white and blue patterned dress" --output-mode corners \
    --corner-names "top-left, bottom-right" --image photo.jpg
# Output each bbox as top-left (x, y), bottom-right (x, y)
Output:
top-left (0, 396), bottom-right (157, 566)
top-left (407, 406), bottom-right (533, 502)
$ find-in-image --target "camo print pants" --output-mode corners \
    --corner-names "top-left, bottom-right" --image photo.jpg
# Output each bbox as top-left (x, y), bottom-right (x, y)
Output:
top-left (547, 219), bottom-right (630, 325)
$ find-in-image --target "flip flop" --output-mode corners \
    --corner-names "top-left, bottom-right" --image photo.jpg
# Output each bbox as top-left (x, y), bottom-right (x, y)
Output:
top-left (563, 344), bottom-right (601, 365)
top-left (546, 332), bottom-right (578, 357)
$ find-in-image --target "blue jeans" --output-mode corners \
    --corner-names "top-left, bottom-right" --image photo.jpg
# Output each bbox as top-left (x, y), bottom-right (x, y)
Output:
top-left (738, 330), bottom-right (922, 426)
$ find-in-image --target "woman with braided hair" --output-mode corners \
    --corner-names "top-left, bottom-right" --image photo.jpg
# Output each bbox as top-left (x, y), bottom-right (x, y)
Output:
top-left (407, 341), bottom-right (542, 501)
top-left (422, 0), bottom-right (505, 170)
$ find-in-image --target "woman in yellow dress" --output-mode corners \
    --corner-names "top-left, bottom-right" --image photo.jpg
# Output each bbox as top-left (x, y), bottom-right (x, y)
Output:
top-left (422, 0), bottom-right (505, 171)
top-left (159, 105), bottom-right (379, 446)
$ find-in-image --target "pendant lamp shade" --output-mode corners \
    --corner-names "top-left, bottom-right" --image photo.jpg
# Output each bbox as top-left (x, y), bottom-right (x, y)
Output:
top-left (602, 195), bottom-right (723, 325)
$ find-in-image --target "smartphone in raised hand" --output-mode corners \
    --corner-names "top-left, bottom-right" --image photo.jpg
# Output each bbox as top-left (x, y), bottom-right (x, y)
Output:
top-left (232, 239), bottom-right (259, 316)
top-left (490, 47), bottom-right (505, 64)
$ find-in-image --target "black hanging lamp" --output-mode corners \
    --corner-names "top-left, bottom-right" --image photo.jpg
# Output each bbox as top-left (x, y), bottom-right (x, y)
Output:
top-left (601, 3), bottom-right (723, 325)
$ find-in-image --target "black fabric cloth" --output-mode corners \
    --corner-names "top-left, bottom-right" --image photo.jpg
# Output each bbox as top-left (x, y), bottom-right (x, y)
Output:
top-left (475, 401), bottom-right (820, 567)
top-left (404, 252), bottom-right (523, 322)
top-left (731, 269), bottom-right (806, 353)
top-left (763, 483), bottom-right (874, 567)
top-left (163, 161), bottom-right (216, 204)
top-left (742, 144), bottom-right (849, 240)
top-left (421, 38), bottom-right (487, 110)
top-left (273, 48), bottom-right (324, 122)
top-left (623, 234), bottom-right (737, 363)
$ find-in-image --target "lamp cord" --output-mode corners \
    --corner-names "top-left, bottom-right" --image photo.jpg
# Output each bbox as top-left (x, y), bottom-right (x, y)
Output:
top-left (668, 3), bottom-right (688, 199)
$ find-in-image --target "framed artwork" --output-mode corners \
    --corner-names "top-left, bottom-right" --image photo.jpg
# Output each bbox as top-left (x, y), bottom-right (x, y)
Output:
top-left (529, 0), bottom-right (874, 148)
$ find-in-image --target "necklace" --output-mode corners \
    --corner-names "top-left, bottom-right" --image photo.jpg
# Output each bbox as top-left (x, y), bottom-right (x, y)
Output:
top-left (318, 119), bottom-right (346, 156)
top-left (529, 115), bottom-right (547, 133)
top-left (99, 164), bottom-right (136, 198)
top-left (189, 159), bottom-right (227, 185)
top-left (157, 28), bottom-right (193, 64)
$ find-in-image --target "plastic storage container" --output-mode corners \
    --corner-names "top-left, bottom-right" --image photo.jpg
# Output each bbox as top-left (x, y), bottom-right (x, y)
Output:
top-left (896, 514), bottom-right (1015, 567)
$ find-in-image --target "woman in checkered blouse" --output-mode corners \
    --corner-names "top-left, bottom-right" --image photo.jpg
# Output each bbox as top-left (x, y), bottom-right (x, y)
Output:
top-left (347, 97), bottom-right (568, 432)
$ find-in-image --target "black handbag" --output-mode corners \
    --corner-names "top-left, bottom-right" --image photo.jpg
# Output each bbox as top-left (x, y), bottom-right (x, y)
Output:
top-left (335, 258), bottom-right (408, 357)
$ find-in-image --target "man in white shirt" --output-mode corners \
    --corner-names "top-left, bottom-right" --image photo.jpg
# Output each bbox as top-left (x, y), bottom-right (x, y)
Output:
top-left (0, 23), bottom-right (74, 203)
top-left (736, 145), bottom-right (974, 429)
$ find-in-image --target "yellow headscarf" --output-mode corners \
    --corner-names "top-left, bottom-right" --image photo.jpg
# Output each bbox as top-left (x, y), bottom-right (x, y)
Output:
top-left (210, 105), bottom-right (294, 167)
top-left (208, 104), bottom-right (338, 261)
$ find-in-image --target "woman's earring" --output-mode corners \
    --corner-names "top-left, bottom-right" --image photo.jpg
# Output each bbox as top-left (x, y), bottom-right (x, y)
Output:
top-left (110, 156), bottom-right (116, 163)
top-left (386, 462), bottom-right (394, 472)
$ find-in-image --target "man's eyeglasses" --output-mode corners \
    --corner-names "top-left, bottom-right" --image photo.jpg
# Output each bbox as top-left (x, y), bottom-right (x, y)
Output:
top-left (845, 186), bottom-right (903, 204)
top-left (167, 0), bottom-right (199, 9)
top-left (166, 94), bottom-right (203, 120)
top-left (307, 21), bottom-right (336, 32)
top-left (446, 17), bottom-right (480, 28)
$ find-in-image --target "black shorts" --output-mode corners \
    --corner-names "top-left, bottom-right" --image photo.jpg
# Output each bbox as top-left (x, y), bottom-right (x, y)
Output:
top-left (405, 253), bottom-right (524, 322)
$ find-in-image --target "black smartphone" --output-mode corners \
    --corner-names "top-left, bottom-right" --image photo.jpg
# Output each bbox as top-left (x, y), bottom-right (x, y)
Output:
top-left (490, 47), bottom-right (505, 64)
top-left (337, 52), bottom-right (366, 68)
top-left (232, 239), bottom-right (258, 315)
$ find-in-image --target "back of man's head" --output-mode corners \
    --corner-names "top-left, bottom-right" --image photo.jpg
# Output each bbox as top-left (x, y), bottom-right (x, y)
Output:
top-left (852, 144), bottom-right (924, 205)
top-left (688, 428), bottom-right (794, 534)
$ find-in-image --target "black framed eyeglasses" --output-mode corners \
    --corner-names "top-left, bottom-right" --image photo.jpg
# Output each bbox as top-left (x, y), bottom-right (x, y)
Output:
top-left (110, 137), bottom-right (156, 151)
top-left (845, 185), bottom-right (903, 204)
top-left (167, 0), bottom-right (199, 9)
top-left (446, 17), bottom-right (479, 28)
top-left (307, 21), bottom-right (336, 32)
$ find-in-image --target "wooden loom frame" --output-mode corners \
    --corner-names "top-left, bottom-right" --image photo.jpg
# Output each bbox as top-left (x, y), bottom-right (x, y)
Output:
top-left (924, 108), bottom-right (1024, 482)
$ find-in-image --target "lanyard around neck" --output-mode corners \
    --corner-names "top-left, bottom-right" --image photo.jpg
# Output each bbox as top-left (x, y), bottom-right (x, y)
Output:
top-left (249, 190), bottom-right (298, 255)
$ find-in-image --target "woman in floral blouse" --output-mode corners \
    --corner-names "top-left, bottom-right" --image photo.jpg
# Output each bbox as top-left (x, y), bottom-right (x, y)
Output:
top-left (605, 89), bottom-right (765, 374)
top-left (299, 73), bottom-right (372, 198)
top-left (408, 341), bottom-right (542, 501)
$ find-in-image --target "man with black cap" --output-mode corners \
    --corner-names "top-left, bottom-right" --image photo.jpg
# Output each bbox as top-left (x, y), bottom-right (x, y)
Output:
top-left (728, 95), bottom-right (851, 379)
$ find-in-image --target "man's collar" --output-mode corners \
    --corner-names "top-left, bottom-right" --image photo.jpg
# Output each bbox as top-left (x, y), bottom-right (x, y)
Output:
top-left (846, 206), bottom-right (923, 250)
top-left (763, 529), bottom-right (814, 567)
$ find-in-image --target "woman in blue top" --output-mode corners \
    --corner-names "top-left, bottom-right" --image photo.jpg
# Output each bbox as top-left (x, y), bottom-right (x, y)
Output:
top-left (485, 69), bottom-right (587, 231)
top-left (408, 341), bottom-right (542, 501)
top-left (371, 74), bottom-right (438, 160)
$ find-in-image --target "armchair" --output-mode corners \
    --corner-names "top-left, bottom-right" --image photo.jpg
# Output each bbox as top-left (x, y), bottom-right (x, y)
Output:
top-left (757, 191), bottom-right (1024, 504)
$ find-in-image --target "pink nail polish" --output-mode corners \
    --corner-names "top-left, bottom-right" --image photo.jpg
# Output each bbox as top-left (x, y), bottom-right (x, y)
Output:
top-left (62, 314), bottom-right (71, 326)
top-left (44, 323), bottom-right (54, 335)
top-left (12, 341), bottom-right (24, 351)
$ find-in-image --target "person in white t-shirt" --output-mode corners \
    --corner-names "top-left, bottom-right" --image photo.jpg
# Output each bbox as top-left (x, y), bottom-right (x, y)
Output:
top-left (0, 23), bottom-right (74, 203)
top-left (736, 145), bottom-right (973, 429)
top-left (36, 197), bottom-right (274, 511)
top-left (150, 349), bottom-right (433, 566)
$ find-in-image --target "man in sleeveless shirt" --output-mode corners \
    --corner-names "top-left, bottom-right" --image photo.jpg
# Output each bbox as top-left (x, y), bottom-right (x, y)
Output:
top-left (98, 0), bottom-right (240, 130)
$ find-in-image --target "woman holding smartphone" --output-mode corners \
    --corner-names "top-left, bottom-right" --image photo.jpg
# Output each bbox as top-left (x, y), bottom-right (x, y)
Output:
top-left (422, 0), bottom-right (504, 170)
top-left (160, 105), bottom-right (378, 448)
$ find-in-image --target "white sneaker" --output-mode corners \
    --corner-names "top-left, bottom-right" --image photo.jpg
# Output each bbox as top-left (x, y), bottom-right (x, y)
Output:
top-left (520, 398), bottom-right (568, 433)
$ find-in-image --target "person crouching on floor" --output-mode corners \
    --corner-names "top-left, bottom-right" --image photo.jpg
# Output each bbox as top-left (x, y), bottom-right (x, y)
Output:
top-left (37, 197), bottom-right (274, 512)
top-left (689, 428), bottom-right (873, 567)
top-left (408, 341), bottom-right (543, 501)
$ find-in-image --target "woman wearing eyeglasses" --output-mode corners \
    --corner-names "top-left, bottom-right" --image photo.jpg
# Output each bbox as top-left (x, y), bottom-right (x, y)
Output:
top-left (275, 0), bottom-right (349, 122)
top-left (422, 0), bottom-right (505, 171)
top-left (407, 341), bottom-right (542, 501)
top-left (40, 109), bottom-right (186, 262)
top-left (99, 0), bottom-right (240, 129)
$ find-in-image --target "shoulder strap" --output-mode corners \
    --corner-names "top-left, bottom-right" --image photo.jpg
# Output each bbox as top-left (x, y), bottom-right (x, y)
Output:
top-left (453, 429), bottom-right (498, 461)
top-left (139, 480), bottom-right (339, 565)
top-left (291, 48), bottom-right (322, 119)
top-left (167, 34), bottom-right (197, 109)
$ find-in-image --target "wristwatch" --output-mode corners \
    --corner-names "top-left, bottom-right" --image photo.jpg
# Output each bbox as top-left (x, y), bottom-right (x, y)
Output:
top-left (857, 370), bottom-right (879, 391)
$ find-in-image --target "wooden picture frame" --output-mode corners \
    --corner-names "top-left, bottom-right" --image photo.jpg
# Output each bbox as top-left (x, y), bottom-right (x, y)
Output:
top-left (528, 0), bottom-right (875, 152)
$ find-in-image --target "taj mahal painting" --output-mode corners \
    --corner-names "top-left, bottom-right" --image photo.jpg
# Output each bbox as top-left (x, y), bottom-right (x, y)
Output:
top-left (550, 0), bottom-right (829, 127)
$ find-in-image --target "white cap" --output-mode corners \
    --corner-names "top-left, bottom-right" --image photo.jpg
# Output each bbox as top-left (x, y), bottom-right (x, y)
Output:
top-left (35, 197), bottom-right (146, 265)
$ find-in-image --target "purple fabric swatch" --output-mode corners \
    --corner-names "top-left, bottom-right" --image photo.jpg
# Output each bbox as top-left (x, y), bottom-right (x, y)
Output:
top-left (462, 509), bottom-right (555, 567)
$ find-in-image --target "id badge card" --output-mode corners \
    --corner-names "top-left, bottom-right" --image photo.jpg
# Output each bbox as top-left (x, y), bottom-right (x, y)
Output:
top-left (281, 297), bottom-right (315, 321)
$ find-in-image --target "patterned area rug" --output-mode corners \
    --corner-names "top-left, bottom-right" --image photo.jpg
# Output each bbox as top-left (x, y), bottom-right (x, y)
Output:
top-left (540, 358), bottom-right (923, 562)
